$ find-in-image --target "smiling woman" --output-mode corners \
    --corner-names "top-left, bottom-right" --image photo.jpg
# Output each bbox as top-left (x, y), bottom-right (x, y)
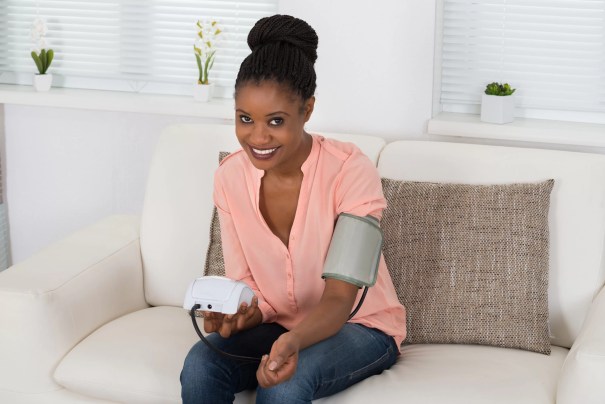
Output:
top-left (180, 14), bottom-right (406, 404)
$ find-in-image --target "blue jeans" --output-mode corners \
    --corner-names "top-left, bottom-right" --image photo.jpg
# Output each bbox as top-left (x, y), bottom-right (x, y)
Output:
top-left (180, 322), bottom-right (398, 404)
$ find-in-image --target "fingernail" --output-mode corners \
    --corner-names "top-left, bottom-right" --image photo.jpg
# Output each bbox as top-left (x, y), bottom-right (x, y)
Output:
top-left (268, 361), bottom-right (277, 371)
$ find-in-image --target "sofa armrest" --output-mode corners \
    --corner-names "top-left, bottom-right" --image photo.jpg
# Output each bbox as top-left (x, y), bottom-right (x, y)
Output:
top-left (0, 215), bottom-right (148, 394)
top-left (557, 284), bottom-right (605, 404)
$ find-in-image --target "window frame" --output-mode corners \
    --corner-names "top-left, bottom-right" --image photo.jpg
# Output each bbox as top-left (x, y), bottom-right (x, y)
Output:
top-left (432, 0), bottom-right (605, 126)
top-left (0, 0), bottom-right (279, 99)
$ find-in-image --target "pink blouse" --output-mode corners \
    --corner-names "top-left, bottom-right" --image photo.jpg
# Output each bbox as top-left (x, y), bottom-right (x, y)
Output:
top-left (213, 135), bottom-right (406, 348)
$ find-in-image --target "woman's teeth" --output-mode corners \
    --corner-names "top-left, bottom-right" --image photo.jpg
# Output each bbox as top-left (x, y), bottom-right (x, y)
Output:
top-left (252, 147), bottom-right (277, 155)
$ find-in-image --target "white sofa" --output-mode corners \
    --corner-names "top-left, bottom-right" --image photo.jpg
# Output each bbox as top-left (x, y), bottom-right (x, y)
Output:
top-left (0, 123), bottom-right (604, 404)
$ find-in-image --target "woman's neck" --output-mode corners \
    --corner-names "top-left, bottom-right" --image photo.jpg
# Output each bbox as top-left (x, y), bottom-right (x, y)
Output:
top-left (265, 132), bottom-right (313, 181)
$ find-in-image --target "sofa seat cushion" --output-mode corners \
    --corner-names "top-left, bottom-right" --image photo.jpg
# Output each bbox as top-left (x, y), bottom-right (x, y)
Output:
top-left (54, 304), bottom-right (568, 404)
top-left (315, 344), bottom-right (567, 404)
top-left (54, 306), bottom-right (199, 404)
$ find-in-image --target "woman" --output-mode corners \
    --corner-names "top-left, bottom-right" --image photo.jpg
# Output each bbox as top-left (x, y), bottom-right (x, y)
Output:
top-left (181, 14), bottom-right (406, 404)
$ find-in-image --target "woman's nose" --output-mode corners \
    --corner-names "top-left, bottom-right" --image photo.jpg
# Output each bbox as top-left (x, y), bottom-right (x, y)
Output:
top-left (250, 124), bottom-right (271, 145)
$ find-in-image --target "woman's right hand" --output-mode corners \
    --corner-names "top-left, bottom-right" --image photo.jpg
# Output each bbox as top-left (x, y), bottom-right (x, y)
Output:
top-left (202, 296), bottom-right (262, 338)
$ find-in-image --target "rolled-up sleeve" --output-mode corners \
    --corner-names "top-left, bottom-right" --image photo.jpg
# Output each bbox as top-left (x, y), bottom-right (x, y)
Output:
top-left (334, 151), bottom-right (387, 220)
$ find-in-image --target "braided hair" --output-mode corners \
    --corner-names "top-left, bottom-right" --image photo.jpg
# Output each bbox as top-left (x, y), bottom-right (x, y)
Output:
top-left (235, 14), bottom-right (318, 101)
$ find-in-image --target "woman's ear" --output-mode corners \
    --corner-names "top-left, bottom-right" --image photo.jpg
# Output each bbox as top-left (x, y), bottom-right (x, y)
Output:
top-left (303, 96), bottom-right (315, 122)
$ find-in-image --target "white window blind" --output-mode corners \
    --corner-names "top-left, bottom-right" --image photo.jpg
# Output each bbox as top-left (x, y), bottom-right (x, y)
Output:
top-left (438, 0), bottom-right (605, 123)
top-left (0, 0), bottom-right (278, 98)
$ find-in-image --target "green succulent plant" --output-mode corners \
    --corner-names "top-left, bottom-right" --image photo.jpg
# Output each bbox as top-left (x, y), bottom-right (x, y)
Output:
top-left (31, 49), bottom-right (54, 74)
top-left (484, 82), bottom-right (515, 96)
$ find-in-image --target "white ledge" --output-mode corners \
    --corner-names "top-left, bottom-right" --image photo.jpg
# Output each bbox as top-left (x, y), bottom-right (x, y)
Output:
top-left (0, 84), bottom-right (234, 120)
top-left (428, 112), bottom-right (605, 148)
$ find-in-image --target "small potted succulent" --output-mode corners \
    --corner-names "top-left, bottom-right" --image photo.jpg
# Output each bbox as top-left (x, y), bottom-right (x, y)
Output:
top-left (30, 18), bottom-right (54, 92)
top-left (480, 82), bottom-right (516, 124)
top-left (193, 19), bottom-right (222, 102)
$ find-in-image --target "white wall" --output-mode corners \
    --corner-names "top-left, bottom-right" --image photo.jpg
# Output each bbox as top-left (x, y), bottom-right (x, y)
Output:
top-left (4, 106), bottom-right (224, 262)
top-left (3, 1), bottom-right (438, 263)
top-left (281, 0), bottom-right (436, 140)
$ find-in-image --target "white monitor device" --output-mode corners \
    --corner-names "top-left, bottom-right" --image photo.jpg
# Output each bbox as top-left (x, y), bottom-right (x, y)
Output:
top-left (183, 276), bottom-right (254, 314)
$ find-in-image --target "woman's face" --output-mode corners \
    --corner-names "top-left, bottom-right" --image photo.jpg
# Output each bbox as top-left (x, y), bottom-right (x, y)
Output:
top-left (235, 80), bottom-right (314, 174)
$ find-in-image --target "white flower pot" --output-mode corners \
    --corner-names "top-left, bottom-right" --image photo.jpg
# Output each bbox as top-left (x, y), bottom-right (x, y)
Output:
top-left (33, 73), bottom-right (53, 92)
top-left (480, 93), bottom-right (515, 124)
top-left (193, 83), bottom-right (213, 102)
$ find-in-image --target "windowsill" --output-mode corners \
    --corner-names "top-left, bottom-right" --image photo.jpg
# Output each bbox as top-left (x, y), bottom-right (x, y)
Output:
top-left (0, 84), bottom-right (235, 120)
top-left (428, 112), bottom-right (605, 148)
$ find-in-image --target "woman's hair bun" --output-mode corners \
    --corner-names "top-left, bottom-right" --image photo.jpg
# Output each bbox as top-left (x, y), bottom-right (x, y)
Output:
top-left (236, 14), bottom-right (318, 100)
top-left (247, 14), bottom-right (318, 64)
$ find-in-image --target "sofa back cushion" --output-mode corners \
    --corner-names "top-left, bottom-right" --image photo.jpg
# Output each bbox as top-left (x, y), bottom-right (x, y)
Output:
top-left (381, 178), bottom-right (554, 354)
top-left (140, 124), bottom-right (240, 307)
top-left (140, 124), bottom-right (386, 307)
top-left (378, 141), bottom-right (605, 348)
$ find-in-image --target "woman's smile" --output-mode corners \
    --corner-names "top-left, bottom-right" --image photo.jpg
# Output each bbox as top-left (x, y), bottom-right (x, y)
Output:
top-left (249, 145), bottom-right (281, 160)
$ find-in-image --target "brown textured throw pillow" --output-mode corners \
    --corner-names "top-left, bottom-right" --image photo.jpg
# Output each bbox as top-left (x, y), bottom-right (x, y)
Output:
top-left (203, 152), bottom-right (229, 277)
top-left (381, 178), bottom-right (554, 354)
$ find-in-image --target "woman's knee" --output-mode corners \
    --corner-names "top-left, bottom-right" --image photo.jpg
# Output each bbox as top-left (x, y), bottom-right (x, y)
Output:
top-left (181, 341), bottom-right (240, 404)
top-left (181, 341), bottom-right (216, 385)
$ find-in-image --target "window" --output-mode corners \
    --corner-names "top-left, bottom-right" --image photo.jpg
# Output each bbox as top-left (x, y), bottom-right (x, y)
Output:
top-left (436, 0), bottom-right (605, 124)
top-left (0, 0), bottom-right (278, 98)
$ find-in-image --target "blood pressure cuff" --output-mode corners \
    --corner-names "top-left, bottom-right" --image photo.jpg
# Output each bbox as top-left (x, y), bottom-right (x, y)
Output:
top-left (321, 213), bottom-right (383, 288)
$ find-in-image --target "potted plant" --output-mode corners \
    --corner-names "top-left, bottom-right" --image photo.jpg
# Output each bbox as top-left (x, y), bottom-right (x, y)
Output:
top-left (30, 18), bottom-right (54, 92)
top-left (193, 19), bottom-right (222, 102)
top-left (480, 82), bottom-right (516, 124)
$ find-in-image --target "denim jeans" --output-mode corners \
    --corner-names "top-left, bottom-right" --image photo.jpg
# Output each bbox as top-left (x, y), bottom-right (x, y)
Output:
top-left (180, 322), bottom-right (398, 404)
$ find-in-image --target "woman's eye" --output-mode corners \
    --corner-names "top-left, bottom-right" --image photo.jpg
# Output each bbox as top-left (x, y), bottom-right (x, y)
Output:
top-left (239, 115), bottom-right (252, 123)
top-left (269, 117), bottom-right (283, 126)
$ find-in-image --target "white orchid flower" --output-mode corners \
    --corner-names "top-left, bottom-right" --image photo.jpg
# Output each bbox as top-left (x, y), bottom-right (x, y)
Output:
top-left (30, 18), bottom-right (48, 40)
top-left (30, 17), bottom-right (50, 52)
top-left (194, 19), bottom-right (222, 85)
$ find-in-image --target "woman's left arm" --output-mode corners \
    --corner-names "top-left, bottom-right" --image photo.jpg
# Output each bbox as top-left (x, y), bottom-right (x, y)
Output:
top-left (256, 278), bottom-right (359, 388)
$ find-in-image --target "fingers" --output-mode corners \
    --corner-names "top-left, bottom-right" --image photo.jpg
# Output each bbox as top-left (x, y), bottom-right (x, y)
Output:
top-left (256, 354), bottom-right (284, 388)
top-left (256, 333), bottom-right (300, 388)
top-left (267, 355), bottom-right (284, 371)
top-left (202, 311), bottom-right (222, 333)
top-left (201, 311), bottom-right (234, 337)
top-left (235, 296), bottom-right (260, 330)
top-left (218, 315), bottom-right (235, 338)
top-left (257, 355), bottom-right (271, 388)
top-left (201, 296), bottom-right (260, 337)
top-left (239, 296), bottom-right (258, 316)
top-left (256, 352), bottom-right (298, 388)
